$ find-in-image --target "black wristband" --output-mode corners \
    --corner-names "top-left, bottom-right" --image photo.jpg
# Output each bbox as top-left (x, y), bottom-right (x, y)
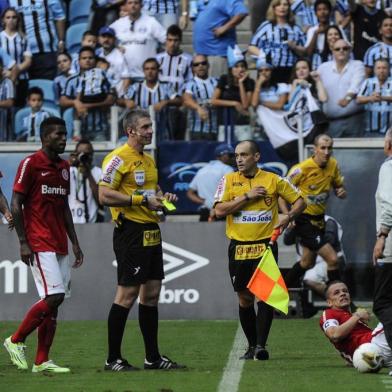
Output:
top-left (244, 193), bottom-right (250, 201)
top-left (377, 231), bottom-right (388, 239)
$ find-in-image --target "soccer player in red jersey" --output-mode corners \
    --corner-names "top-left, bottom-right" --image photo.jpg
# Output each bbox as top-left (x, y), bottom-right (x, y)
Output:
top-left (320, 281), bottom-right (392, 368)
top-left (3, 117), bottom-right (84, 373)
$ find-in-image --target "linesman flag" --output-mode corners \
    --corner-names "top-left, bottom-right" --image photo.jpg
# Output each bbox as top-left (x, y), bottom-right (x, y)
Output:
top-left (247, 229), bottom-right (289, 315)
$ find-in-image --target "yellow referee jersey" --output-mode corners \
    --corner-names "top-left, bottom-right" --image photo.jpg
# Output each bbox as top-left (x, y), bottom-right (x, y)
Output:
top-left (99, 143), bottom-right (159, 224)
top-left (214, 169), bottom-right (301, 241)
top-left (287, 156), bottom-right (344, 216)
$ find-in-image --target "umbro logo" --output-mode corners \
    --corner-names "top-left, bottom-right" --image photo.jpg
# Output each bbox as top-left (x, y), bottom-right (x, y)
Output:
top-left (133, 267), bottom-right (140, 275)
top-left (112, 242), bottom-right (209, 283)
top-left (41, 172), bottom-right (50, 176)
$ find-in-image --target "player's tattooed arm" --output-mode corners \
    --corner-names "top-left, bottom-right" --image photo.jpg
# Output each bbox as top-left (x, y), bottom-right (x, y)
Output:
top-left (11, 191), bottom-right (33, 265)
top-left (63, 198), bottom-right (84, 268)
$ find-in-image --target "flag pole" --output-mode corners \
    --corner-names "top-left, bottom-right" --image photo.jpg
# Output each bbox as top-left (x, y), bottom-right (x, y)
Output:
top-left (297, 95), bottom-right (305, 162)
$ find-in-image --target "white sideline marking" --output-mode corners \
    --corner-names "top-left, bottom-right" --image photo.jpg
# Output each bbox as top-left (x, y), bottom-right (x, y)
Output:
top-left (381, 376), bottom-right (392, 390)
top-left (217, 324), bottom-right (247, 392)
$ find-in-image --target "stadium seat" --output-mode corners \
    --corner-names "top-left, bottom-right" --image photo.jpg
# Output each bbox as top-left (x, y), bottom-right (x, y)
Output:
top-left (14, 107), bottom-right (61, 136)
top-left (63, 107), bottom-right (75, 139)
top-left (28, 79), bottom-right (57, 110)
top-left (69, 0), bottom-right (92, 25)
top-left (66, 23), bottom-right (88, 54)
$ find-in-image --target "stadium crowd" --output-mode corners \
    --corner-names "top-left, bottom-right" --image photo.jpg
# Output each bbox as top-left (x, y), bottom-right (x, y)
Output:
top-left (0, 0), bottom-right (392, 145)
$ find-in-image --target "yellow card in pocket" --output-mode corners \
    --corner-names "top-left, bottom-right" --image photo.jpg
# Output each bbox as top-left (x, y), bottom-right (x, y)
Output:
top-left (162, 199), bottom-right (176, 211)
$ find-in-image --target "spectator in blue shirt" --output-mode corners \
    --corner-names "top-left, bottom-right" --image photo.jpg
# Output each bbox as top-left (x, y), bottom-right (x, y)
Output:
top-left (16, 87), bottom-right (50, 142)
top-left (357, 58), bottom-right (392, 136)
top-left (183, 54), bottom-right (218, 140)
top-left (248, 0), bottom-right (306, 83)
top-left (0, 57), bottom-right (14, 141)
top-left (9, 0), bottom-right (66, 79)
top-left (193, 0), bottom-right (248, 78)
top-left (54, 52), bottom-right (72, 104)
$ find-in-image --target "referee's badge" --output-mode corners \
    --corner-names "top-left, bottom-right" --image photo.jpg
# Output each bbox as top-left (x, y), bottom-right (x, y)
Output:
top-left (134, 170), bottom-right (145, 186)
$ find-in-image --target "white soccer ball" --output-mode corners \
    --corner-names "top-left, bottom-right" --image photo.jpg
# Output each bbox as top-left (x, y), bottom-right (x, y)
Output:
top-left (352, 343), bottom-right (383, 373)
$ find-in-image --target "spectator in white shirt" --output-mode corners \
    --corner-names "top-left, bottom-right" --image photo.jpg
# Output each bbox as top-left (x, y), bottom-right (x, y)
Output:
top-left (318, 39), bottom-right (366, 137)
top-left (96, 26), bottom-right (130, 96)
top-left (110, 0), bottom-right (166, 81)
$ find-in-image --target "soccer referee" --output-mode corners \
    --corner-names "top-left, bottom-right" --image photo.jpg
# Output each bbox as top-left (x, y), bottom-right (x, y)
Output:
top-left (214, 140), bottom-right (306, 360)
top-left (99, 109), bottom-right (185, 371)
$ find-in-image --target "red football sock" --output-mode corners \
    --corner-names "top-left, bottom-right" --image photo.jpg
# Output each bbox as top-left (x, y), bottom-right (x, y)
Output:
top-left (35, 312), bottom-right (57, 365)
top-left (11, 300), bottom-right (51, 343)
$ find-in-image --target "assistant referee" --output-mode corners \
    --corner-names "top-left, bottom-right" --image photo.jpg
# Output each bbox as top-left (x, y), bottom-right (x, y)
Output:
top-left (99, 109), bottom-right (185, 371)
top-left (214, 140), bottom-right (306, 361)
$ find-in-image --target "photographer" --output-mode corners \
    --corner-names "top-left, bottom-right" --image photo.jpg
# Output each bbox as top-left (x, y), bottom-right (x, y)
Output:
top-left (68, 139), bottom-right (103, 223)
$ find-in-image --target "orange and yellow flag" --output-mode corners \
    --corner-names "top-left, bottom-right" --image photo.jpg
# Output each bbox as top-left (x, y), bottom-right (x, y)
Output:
top-left (247, 247), bottom-right (289, 315)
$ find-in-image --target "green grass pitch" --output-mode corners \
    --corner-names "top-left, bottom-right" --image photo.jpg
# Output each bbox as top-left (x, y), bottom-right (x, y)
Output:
top-left (0, 319), bottom-right (389, 392)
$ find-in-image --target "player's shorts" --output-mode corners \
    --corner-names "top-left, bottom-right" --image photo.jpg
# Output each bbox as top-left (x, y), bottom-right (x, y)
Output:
top-left (294, 213), bottom-right (327, 251)
top-left (228, 238), bottom-right (278, 292)
top-left (372, 322), bottom-right (392, 368)
top-left (113, 219), bottom-right (164, 286)
top-left (31, 252), bottom-right (71, 299)
top-left (303, 261), bottom-right (328, 284)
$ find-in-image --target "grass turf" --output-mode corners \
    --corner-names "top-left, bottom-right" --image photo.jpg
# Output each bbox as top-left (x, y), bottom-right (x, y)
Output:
top-left (0, 319), bottom-right (388, 392)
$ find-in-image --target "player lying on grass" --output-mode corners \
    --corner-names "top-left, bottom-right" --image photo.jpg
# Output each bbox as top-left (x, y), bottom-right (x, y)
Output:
top-left (320, 281), bottom-right (392, 372)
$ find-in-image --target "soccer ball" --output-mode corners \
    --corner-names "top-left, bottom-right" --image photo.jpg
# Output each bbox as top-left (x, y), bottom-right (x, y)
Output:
top-left (352, 343), bottom-right (383, 373)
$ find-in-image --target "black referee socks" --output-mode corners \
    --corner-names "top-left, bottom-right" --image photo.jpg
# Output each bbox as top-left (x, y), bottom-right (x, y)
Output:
top-left (239, 305), bottom-right (257, 347)
top-left (139, 304), bottom-right (160, 362)
top-left (107, 303), bottom-right (130, 363)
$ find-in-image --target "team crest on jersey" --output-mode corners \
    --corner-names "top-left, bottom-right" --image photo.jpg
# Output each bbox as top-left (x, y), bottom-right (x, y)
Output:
top-left (62, 168), bottom-right (69, 181)
top-left (134, 170), bottom-right (145, 186)
top-left (264, 196), bottom-right (272, 206)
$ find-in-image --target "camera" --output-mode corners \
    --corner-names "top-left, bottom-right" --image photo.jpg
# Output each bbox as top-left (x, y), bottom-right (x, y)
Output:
top-left (71, 152), bottom-right (91, 167)
top-left (78, 152), bottom-right (90, 165)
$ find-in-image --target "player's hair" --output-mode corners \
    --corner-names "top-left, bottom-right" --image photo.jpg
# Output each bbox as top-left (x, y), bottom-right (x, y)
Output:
top-left (237, 140), bottom-right (260, 154)
top-left (324, 280), bottom-right (346, 298)
top-left (40, 117), bottom-right (66, 140)
top-left (143, 57), bottom-right (159, 68)
top-left (314, 133), bottom-right (332, 146)
top-left (314, 0), bottom-right (332, 12)
top-left (79, 46), bottom-right (95, 58)
top-left (123, 109), bottom-right (150, 133)
top-left (27, 86), bottom-right (44, 99)
top-left (75, 138), bottom-right (93, 151)
top-left (82, 30), bottom-right (96, 39)
top-left (167, 24), bottom-right (182, 40)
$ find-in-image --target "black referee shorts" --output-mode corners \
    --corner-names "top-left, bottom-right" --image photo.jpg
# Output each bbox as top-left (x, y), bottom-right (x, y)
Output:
top-left (294, 213), bottom-right (327, 251)
top-left (228, 238), bottom-right (278, 292)
top-left (113, 219), bottom-right (164, 286)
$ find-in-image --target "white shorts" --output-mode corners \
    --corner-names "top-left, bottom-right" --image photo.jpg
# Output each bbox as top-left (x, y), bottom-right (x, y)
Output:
top-left (372, 322), bottom-right (392, 368)
top-left (31, 252), bottom-right (71, 299)
top-left (303, 261), bottom-right (328, 284)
